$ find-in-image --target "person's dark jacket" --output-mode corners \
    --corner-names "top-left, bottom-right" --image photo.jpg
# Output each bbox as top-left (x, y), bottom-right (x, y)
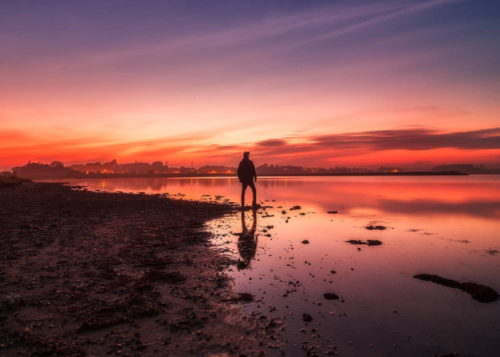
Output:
top-left (237, 158), bottom-right (257, 184)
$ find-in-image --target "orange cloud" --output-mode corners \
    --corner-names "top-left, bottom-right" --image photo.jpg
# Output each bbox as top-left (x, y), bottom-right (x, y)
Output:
top-left (2, 127), bottom-right (500, 171)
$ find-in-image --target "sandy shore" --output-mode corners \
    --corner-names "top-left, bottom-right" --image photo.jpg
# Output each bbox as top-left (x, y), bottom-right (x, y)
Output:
top-left (0, 182), bottom-right (277, 357)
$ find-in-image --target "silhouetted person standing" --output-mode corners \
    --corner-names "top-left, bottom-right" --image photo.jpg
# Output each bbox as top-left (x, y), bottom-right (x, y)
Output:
top-left (237, 152), bottom-right (257, 208)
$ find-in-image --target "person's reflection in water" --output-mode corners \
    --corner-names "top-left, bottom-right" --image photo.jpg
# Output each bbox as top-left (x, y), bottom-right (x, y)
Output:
top-left (237, 208), bottom-right (258, 270)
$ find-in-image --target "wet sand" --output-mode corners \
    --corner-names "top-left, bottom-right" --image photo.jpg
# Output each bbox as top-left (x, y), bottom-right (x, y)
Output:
top-left (0, 182), bottom-right (277, 356)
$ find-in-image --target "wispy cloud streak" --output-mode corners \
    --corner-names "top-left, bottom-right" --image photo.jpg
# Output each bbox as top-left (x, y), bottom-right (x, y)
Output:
top-left (311, 128), bottom-right (500, 151)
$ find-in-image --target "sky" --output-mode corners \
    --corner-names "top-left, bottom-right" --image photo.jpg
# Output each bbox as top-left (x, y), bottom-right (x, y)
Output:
top-left (1, 0), bottom-right (499, 170)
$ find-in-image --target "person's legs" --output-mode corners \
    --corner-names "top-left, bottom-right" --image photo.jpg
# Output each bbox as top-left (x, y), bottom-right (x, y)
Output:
top-left (248, 181), bottom-right (257, 205)
top-left (241, 183), bottom-right (248, 207)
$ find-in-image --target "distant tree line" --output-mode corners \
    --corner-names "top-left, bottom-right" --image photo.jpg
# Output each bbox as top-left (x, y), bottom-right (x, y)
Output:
top-left (7, 160), bottom-right (500, 179)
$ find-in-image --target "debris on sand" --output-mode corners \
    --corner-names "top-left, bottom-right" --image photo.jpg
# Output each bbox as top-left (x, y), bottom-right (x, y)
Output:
top-left (0, 294), bottom-right (24, 310)
top-left (327, 211), bottom-right (338, 214)
top-left (301, 240), bottom-right (310, 244)
top-left (365, 225), bottom-right (387, 230)
top-left (240, 206), bottom-right (256, 211)
top-left (346, 239), bottom-right (382, 246)
top-left (225, 293), bottom-right (254, 303)
top-left (414, 274), bottom-right (500, 303)
top-left (290, 206), bottom-right (302, 210)
top-left (448, 239), bottom-right (469, 244)
top-left (485, 249), bottom-right (499, 256)
top-left (141, 270), bottom-right (186, 284)
top-left (323, 293), bottom-right (339, 300)
top-left (0, 182), bottom-right (273, 356)
top-left (302, 313), bottom-right (313, 322)
top-left (5, 334), bottom-right (87, 357)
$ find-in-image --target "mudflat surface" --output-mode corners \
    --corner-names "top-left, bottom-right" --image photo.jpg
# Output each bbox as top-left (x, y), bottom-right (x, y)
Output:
top-left (0, 183), bottom-right (275, 357)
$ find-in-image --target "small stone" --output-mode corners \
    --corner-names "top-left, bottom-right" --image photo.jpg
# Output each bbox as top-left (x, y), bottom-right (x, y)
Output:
top-left (302, 313), bottom-right (313, 322)
top-left (323, 293), bottom-right (339, 300)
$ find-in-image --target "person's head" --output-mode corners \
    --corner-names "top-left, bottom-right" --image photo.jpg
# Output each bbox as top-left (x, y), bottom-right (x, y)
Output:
top-left (243, 151), bottom-right (250, 159)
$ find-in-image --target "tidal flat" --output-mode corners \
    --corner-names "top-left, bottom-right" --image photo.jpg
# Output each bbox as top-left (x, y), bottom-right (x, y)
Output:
top-left (0, 182), bottom-right (275, 357)
top-left (2, 176), bottom-right (500, 357)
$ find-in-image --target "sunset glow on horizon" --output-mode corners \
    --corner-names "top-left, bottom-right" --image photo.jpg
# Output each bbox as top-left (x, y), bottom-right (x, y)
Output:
top-left (1, 0), bottom-right (499, 170)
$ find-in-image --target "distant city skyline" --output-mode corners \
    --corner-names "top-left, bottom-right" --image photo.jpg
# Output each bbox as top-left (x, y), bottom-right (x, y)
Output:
top-left (1, 0), bottom-right (499, 170)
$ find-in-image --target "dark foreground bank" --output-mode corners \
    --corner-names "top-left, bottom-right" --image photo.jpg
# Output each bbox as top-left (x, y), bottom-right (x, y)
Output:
top-left (0, 182), bottom-right (276, 357)
top-left (0, 176), bottom-right (30, 189)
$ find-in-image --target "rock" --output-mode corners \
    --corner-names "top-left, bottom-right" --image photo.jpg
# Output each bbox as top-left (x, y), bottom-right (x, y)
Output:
top-left (290, 206), bottom-right (301, 210)
top-left (414, 274), bottom-right (500, 303)
top-left (302, 313), bottom-right (313, 322)
top-left (346, 239), bottom-right (364, 245)
top-left (345, 239), bottom-right (382, 246)
top-left (323, 293), bottom-right (339, 300)
top-left (327, 211), bottom-right (338, 214)
top-left (365, 225), bottom-right (386, 230)
top-left (281, 210), bottom-right (287, 214)
top-left (301, 240), bottom-right (310, 244)
top-left (237, 293), bottom-right (254, 301)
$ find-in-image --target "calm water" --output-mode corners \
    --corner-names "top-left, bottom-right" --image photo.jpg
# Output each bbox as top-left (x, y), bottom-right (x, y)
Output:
top-left (54, 176), bottom-right (500, 357)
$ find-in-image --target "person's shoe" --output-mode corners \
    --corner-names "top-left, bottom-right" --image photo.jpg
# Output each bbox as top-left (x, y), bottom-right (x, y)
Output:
top-left (252, 202), bottom-right (261, 208)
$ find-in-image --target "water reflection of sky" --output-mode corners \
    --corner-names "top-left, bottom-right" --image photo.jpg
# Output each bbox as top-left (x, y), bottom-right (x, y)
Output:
top-left (56, 176), bottom-right (500, 357)
top-left (59, 176), bottom-right (500, 219)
